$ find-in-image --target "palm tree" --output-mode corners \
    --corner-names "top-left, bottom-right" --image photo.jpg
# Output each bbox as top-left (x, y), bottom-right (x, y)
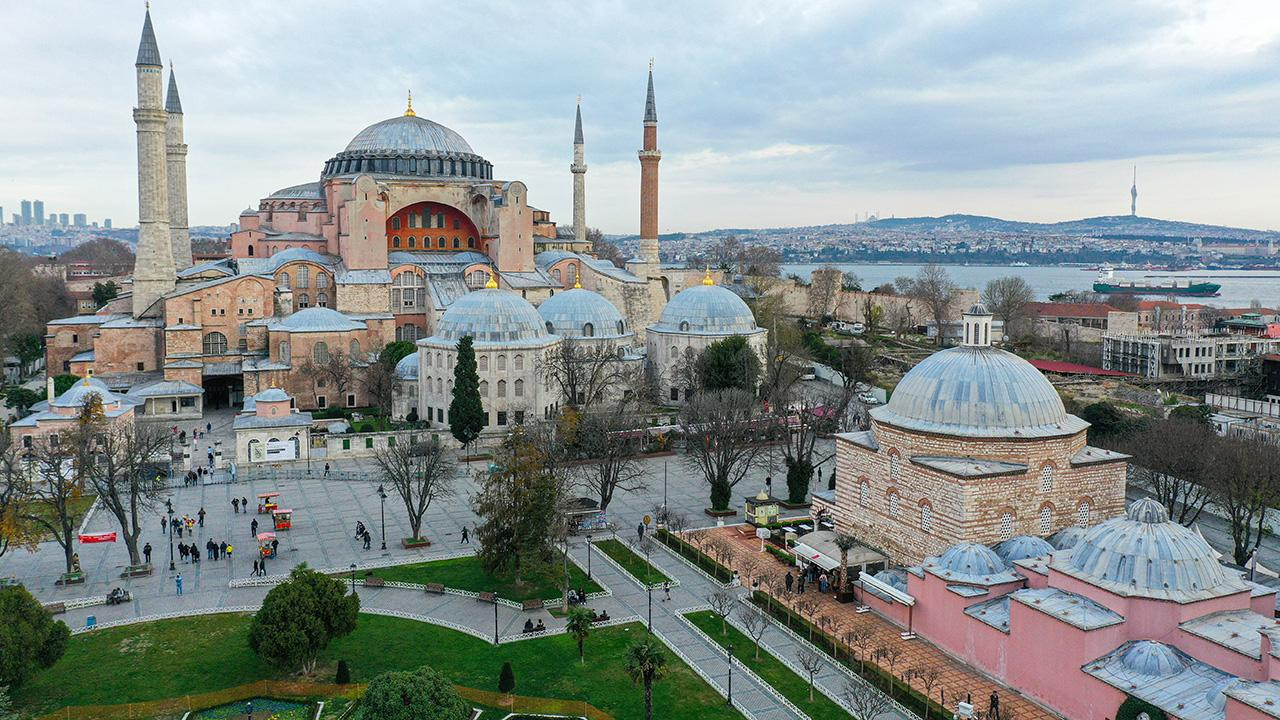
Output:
top-left (625, 637), bottom-right (669, 720)
top-left (566, 607), bottom-right (594, 664)
top-left (833, 533), bottom-right (860, 595)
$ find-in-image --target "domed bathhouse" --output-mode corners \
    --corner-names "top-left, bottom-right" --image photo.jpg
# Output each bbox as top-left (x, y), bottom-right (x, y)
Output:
top-left (645, 270), bottom-right (768, 403)
top-left (851, 498), bottom-right (1280, 720)
top-left (832, 303), bottom-right (1129, 565)
top-left (415, 273), bottom-right (562, 438)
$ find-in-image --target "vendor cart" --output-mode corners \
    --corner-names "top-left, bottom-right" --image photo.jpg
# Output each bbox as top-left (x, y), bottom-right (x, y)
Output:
top-left (256, 492), bottom-right (281, 514)
top-left (272, 508), bottom-right (293, 531)
top-left (257, 531), bottom-right (277, 558)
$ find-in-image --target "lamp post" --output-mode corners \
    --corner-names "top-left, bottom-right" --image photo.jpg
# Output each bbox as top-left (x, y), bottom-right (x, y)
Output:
top-left (662, 459), bottom-right (668, 517)
top-left (493, 590), bottom-right (500, 645)
top-left (349, 563), bottom-right (357, 596)
top-left (586, 540), bottom-right (592, 580)
top-left (726, 643), bottom-right (734, 706)
top-left (166, 499), bottom-right (175, 572)
top-left (647, 584), bottom-right (653, 633)
top-left (376, 484), bottom-right (387, 550)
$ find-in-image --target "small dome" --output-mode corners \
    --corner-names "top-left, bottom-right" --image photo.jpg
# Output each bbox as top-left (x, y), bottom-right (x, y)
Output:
top-left (650, 284), bottom-right (761, 335)
top-left (873, 569), bottom-right (909, 593)
top-left (538, 288), bottom-right (629, 339)
top-left (51, 378), bottom-right (119, 408)
top-left (277, 307), bottom-right (366, 333)
top-left (395, 353), bottom-right (420, 380)
top-left (993, 535), bottom-right (1054, 563)
top-left (253, 388), bottom-right (291, 403)
top-left (965, 303), bottom-right (992, 316)
top-left (1066, 498), bottom-right (1245, 600)
top-left (1118, 641), bottom-right (1189, 677)
top-left (1049, 526), bottom-right (1086, 550)
top-left (927, 542), bottom-right (1009, 582)
top-left (431, 288), bottom-right (551, 344)
top-left (871, 345), bottom-right (1088, 438)
top-left (344, 115), bottom-right (475, 156)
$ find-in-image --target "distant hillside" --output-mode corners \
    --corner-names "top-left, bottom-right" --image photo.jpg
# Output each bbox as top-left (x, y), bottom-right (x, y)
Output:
top-left (866, 214), bottom-right (1279, 241)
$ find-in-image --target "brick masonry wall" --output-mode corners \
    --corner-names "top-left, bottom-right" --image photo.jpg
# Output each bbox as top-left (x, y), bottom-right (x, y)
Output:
top-left (834, 420), bottom-right (1127, 565)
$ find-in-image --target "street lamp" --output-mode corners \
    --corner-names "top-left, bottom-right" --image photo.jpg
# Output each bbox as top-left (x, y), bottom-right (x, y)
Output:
top-left (726, 643), bottom-right (734, 706)
top-left (376, 484), bottom-right (388, 551)
top-left (586, 541), bottom-right (592, 580)
top-left (647, 584), bottom-right (653, 633)
top-left (349, 563), bottom-right (357, 595)
top-left (166, 499), bottom-right (176, 572)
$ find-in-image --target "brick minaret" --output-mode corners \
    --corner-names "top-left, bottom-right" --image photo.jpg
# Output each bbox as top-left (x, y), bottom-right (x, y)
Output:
top-left (166, 63), bottom-right (192, 270)
top-left (571, 98), bottom-right (587, 244)
top-left (132, 7), bottom-right (175, 317)
top-left (637, 63), bottom-right (661, 267)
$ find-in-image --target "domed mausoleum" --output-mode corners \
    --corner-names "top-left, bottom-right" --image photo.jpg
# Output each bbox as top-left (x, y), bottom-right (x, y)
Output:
top-left (833, 304), bottom-right (1129, 564)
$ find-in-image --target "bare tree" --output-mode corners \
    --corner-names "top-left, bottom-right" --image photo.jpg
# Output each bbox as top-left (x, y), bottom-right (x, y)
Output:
top-left (860, 294), bottom-right (885, 336)
top-left (541, 339), bottom-right (630, 411)
top-left (843, 623), bottom-right (875, 672)
top-left (20, 437), bottom-right (87, 574)
top-left (876, 643), bottom-right (904, 696)
top-left (912, 664), bottom-right (944, 719)
top-left (707, 587), bottom-right (737, 635)
top-left (794, 596), bottom-right (821, 642)
top-left (302, 349), bottom-right (356, 407)
top-left (737, 604), bottom-right (770, 660)
top-left (982, 276), bottom-right (1035, 340)
top-left (1211, 438), bottom-right (1280, 565)
top-left (807, 267), bottom-right (843, 322)
top-left (680, 389), bottom-right (766, 512)
top-left (844, 677), bottom-right (892, 720)
top-left (360, 354), bottom-right (399, 418)
top-left (84, 421), bottom-right (173, 568)
top-left (373, 436), bottom-right (455, 543)
top-left (574, 413), bottom-right (646, 513)
top-left (1123, 418), bottom-right (1217, 525)
top-left (797, 645), bottom-right (826, 702)
top-left (899, 265), bottom-right (958, 345)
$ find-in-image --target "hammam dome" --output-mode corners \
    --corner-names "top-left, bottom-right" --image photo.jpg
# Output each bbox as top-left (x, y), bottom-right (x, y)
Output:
top-left (650, 273), bottom-right (763, 336)
top-left (538, 288), bottom-right (630, 340)
top-left (428, 287), bottom-right (550, 345)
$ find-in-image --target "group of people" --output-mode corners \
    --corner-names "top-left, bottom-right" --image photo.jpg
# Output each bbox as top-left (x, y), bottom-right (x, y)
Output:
top-left (354, 521), bottom-right (373, 550)
top-left (567, 587), bottom-right (590, 605)
top-left (180, 467), bottom-right (214, 487)
top-left (521, 619), bottom-right (547, 633)
top-left (161, 510), bottom-right (204, 538)
top-left (230, 496), bottom-right (252, 514)
top-left (783, 564), bottom-right (833, 595)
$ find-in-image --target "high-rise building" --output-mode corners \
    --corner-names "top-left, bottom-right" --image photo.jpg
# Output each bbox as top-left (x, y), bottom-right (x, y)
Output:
top-left (60, 213), bottom-right (70, 226)
top-left (1130, 165), bottom-right (1137, 217)
top-left (20, 200), bottom-right (31, 225)
top-left (104, 218), bottom-right (112, 229)
top-left (73, 213), bottom-right (86, 227)
top-left (0, 207), bottom-right (4, 226)
top-left (33, 200), bottom-right (44, 225)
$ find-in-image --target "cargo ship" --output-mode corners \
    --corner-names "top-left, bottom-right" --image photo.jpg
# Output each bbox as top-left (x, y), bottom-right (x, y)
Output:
top-left (1092, 268), bottom-right (1221, 297)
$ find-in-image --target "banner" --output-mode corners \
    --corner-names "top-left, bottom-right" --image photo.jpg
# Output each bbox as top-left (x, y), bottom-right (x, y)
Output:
top-left (78, 532), bottom-right (117, 544)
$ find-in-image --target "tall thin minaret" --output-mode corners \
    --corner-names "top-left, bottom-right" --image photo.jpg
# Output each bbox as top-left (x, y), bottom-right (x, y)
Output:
top-left (637, 61), bottom-right (662, 267)
top-left (1130, 165), bottom-right (1138, 217)
top-left (132, 6), bottom-right (175, 317)
top-left (166, 62), bottom-right (192, 270)
top-left (571, 97), bottom-right (587, 245)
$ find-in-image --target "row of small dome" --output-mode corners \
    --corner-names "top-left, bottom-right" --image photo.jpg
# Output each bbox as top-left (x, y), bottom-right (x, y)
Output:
top-left (916, 499), bottom-right (1242, 600)
top-left (426, 278), bottom-right (760, 346)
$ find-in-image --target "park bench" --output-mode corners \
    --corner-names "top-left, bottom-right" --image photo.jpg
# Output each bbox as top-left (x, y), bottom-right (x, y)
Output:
top-left (363, 576), bottom-right (385, 588)
top-left (423, 582), bottom-right (445, 594)
top-left (477, 591), bottom-right (496, 603)
top-left (44, 602), bottom-right (66, 615)
top-left (521, 599), bottom-right (544, 612)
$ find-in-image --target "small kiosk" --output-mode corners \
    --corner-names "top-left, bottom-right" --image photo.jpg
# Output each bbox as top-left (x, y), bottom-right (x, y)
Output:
top-left (566, 497), bottom-right (607, 535)
top-left (257, 531), bottom-right (277, 558)
top-left (744, 489), bottom-right (782, 527)
top-left (272, 508), bottom-right (293, 531)
top-left (257, 492), bottom-right (280, 514)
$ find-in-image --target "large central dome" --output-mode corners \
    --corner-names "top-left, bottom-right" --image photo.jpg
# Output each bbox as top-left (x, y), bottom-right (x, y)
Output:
top-left (344, 115), bottom-right (475, 156)
top-left (871, 345), bottom-right (1087, 438)
top-left (322, 109), bottom-right (492, 181)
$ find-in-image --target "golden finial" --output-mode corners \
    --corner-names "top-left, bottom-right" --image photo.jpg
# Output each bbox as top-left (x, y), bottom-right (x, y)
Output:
top-left (485, 268), bottom-right (499, 289)
top-left (702, 266), bottom-right (714, 286)
top-left (573, 276), bottom-right (582, 289)
top-left (404, 90), bottom-right (416, 117)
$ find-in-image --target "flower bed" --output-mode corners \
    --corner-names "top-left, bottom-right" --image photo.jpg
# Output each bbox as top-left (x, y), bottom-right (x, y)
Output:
top-left (191, 697), bottom-right (314, 719)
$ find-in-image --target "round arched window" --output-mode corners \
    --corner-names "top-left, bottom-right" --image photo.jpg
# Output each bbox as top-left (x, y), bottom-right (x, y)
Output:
top-left (679, 321), bottom-right (690, 332)
top-left (583, 322), bottom-right (594, 337)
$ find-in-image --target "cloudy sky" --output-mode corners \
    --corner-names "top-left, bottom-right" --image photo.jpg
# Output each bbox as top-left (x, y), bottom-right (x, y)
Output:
top-left (2, 0), bottom-right (1279, 232)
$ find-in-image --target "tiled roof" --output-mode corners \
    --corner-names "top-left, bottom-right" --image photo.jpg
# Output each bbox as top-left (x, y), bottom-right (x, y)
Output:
top-left (1030, 302), bottom-right (1120, 318)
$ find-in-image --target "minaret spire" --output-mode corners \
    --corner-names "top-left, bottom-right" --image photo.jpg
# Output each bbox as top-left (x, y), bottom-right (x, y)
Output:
top-left (132, 5), bottom-right (175, 316)
top-left (166, 62), bottom-right (192, 269)
top-left (635, 61), bottom-right (662, 269)
top-left (571, 97), bottom-right (587, 245)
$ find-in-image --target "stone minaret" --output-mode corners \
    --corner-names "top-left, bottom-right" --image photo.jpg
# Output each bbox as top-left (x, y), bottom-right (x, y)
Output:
top-left (637, 63), bottom-right (662, 267)
top-left (166, 63), bottom-right (192, 270)
top-left (132, 7), bottom-right (175, 317)
top-left (571, 98), bottom-right (587, 244)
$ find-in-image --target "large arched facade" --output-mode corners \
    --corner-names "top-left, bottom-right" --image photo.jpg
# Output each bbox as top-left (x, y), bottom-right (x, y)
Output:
top-left (386, 201), bottom-right (482, 253)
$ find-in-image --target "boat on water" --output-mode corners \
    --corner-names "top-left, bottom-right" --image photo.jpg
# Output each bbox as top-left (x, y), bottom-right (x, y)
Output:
top-left (1092, 267), bottom-right (1221, 297)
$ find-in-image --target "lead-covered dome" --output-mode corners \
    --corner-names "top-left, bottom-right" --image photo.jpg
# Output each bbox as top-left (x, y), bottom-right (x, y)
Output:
top-left (538, 288), bottom-right (629, 339)
top-left (923, 542), bottom-right (1010, 583)
top-left (870, 345), bottom-right (1088, 438)
top-left (993, 535), bottom-right (1054, 563)
top-left (322, 110), bottom-right (492, 181)
top-left (650, 284), bottom-right (762, 336)
top-left (428, 288), bottom-right (551, 345)
top-left (1058, 498), bottom-right (1247, 602)
top-left (345, 115), bottom-right (475, 155)
top-left (1119, 641), bottom-right (1190, 677)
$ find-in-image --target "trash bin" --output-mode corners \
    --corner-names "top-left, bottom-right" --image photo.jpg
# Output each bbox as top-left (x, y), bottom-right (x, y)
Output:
top-left (85, 615), bottom-right (96, 629)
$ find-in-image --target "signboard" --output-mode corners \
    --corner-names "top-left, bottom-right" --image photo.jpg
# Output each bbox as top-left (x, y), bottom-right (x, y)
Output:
top-left (755, 528), bottom-right (771, 539)
top-left (78, 532), bottom-right (117, 544)
top-left (642, 514), bottom-right (651, 526)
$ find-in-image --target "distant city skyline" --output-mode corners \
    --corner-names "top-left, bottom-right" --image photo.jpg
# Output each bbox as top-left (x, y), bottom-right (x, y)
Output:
top-left (2, 1), bottom-right (1278, 233)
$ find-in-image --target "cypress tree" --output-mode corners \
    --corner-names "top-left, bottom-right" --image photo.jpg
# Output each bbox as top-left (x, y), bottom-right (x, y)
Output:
top-left (449, 335), bottom-right (485, 450)
top-left (498, 661), bottom-right (515, 695)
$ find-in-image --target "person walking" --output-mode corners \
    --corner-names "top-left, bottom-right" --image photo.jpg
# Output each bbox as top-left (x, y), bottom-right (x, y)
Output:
top-left (460, 526), bottom-right (469, 544)
top-left (241, 497), bottom-right (248, 513)
top-left (206, 421), bottom-right (212, 435)
top-left (219, 541), bottom-right (228, 559)
top-left (663, 581), bottom-right (671, 602)
top-left (143, 542), bottom-right (152, 565)
top-left (362, 530), bottom-right (371, 550)
top-left (252, 559), bottom-right (260, 576)
top-left (207, 447), bottom-right (214, 468)
top-left (190, 544), bottom-right (199, 565)
top-left (175, 573), bottom-right (184, 595)
top-left (251, 518), bottom-right (259, 537)
top-left (819, 572), bottom-right (829, 593)
top-left (637, 522), bottom-right (645, 541)
top-left (785, 571), bottom-right (794, 594)
top-left (989, 691), bottom-right (1000, 720)
top-left (232, 498), bottom-right (240, 514)
top-left (197, 508), bottom-right (205, 527)
top-left (226, 543), bottom-right (234, 560)
top-left (161, 516), bottom-right (168, 533)
top-left (324, 462), bottom-right (330, 477)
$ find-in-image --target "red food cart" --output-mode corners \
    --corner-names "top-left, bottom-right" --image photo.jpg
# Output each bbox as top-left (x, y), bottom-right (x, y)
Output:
top-left (272, 508), bottom-right (293, 531)
top-left (257, 531), bottom-right (277, 558)
top-left (256, 492), bottom-right (280, 514)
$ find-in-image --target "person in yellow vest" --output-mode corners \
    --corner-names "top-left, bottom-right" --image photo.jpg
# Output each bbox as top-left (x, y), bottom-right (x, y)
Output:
top-left (226, 543), bottom-right (234, 559)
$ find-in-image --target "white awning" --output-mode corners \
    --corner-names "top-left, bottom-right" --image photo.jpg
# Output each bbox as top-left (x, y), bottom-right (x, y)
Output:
top-left (792, 542), bottom-right (841, 571)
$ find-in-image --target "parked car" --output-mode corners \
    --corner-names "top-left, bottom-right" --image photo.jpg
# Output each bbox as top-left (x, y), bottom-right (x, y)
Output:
top-left (858, 392), bottom-right (881, 405)
top-left (800, 367), bottom-right (817, 381)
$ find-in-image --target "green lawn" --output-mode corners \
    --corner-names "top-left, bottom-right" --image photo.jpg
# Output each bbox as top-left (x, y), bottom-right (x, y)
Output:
top-left (368, 554), bottom-right (603, 603)
top-left (685, 610), bottom-right (849, 720)
top-left (17, 613), bottom-right (741, 720)
top-left (594, 538), bottom-right (672, 586)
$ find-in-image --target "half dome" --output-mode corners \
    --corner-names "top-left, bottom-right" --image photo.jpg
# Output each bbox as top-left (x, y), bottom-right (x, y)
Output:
top-left (870, 345), bottom-right (1088, 438)
top-left (1048, 526), bottom-right (1086, 551)
top-left (538, 288), bottom-right (629, 339)
top-left (429, 288), bottom-right (551, 345)
top-left (650, 284), bottom-right (762, 336)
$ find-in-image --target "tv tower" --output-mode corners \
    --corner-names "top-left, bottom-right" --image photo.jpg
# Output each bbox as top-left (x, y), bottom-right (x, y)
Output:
top-left (1130, 165), bottom-right (1138, 217)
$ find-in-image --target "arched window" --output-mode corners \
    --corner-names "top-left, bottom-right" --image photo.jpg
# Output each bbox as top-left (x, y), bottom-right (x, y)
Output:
top-left (999, 512), bottom-right (1014, 540)
top-left (317, 273), bottom-right (329, 288)
top-left (392, 237), bottom-right (401, 248)
top-left (552, 269), bottom-right (562, 282)
top-left (617, 320), bottom-right (625, 335)
top-left (297, 266), bottom-right (310, 288)
top-left (313, 341), bottom-right (329, 363)
top-left (545, 321), bottom-right (555, 334)
top-left (921, 504), bottom-right (933, 533)
top-left (453, 238), bottom-right (460, 249)
top-left (391, 216), bottom-right (401, 230)
top-left (514, 379), bottom-right (524, 397)
top-left (497, 380), bottom-right (507, 397)
top-left (889, 452), bottom-right (901, 482)
top-left (279, 341), bottom-right (290, 363)
top-left (438, 237), bottom-right (446, 249)
top-left (887, 492), bottom-right (899, 518)
top-left (350, 339), bottom-right (360, 358)
top-left (424, 351), bottom-right (432, 367)
top-left (1039, 465), bottom-right (1054, 492)
top-left (479, 356), bottom-right (488, 371)
top-left (679, 321), bottom-right (690, 332)
top-left (479, 380), bottom-right (489, 396)
top-left (514, 355), bottom-right (524, 370)
top-left (278, 272), bottom-right (290, 289)
top-left (298, 293), bottom-right (310, 308)
top-left (1077, 501), bottom-right (1091, 528)
top-left (583, 322), bottom-right (594, 337)
top-left (1039, 505), bottom-right (1053, 535)
top-left (497, 355), bottom-right (507, 371)
top-left (317, 293), bottom-right (329, 308)
top-left (408, 237), bottom-right (416, 248)
top-left (248, 245), bottom-right (255, 256)
top-left (468, 237), bottom-right (476, 248)
top-left (669, 346), bottom-right (678, 360)
top-left (436, 378), bottom-right (443, 394)
top-left (203, 332), bottom-right (227, 355)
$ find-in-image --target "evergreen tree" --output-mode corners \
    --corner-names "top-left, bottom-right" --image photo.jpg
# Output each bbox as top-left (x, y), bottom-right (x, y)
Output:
top-left (695, 335), bottom-right (760, 393)
top-left (498, 661), bottom-right (516, 695)
top-left (248, 564), bottom-right (359, 674)
top-left (473, 425), bottom-right (566, 586)
top-left (357, 666), bottom-right (470, 720)
top-left (0, 585), bottom-right (70, 689)
top-left (449, 336), bottom-right (485, 450)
